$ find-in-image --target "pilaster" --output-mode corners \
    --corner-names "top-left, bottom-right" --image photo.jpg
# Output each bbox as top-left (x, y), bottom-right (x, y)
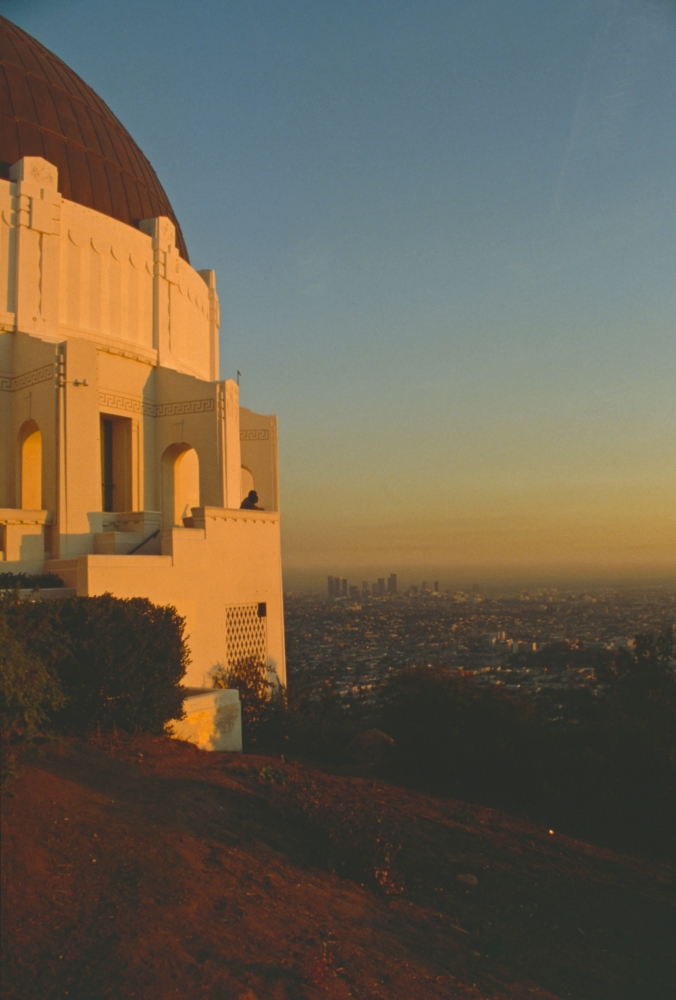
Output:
top-left (9, 158), bottom-right (62, 340)
top-left (54, 338), bottom-right (101, 558)
top-left (139, 216), bottom-right (180, 367)
top-left (222, 379), bottom-right (241, 509)
top-left (198, 269), bottom-right (220, 380)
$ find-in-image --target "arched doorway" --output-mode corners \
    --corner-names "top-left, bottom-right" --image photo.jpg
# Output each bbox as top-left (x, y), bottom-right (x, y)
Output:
top-left (162, 444), bottom-right (200, 526)
top-left (18, 420), bottom-right (42, 509)
top-left (241, 466), bottom-right (254, 503)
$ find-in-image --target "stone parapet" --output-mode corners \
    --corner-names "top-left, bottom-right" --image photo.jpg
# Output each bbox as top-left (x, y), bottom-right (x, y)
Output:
top-left (190, 507), bottom-right (280, 528)
top-left (0, 508), bottom-right (53, 562)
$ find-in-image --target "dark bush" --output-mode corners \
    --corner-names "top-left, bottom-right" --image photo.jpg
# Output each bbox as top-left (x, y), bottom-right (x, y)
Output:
top-left (254, 630), bottom-right (676, 854)
top-left (213, 658), bottom-right (367, 758)
top-left (212, 657), bottom-right (286, 752)
top-left (4, 594), bottom-right (188, 735)
top-left (378, 666), bottom-right (543, 804)
top-left (0, 603), bottom-right (65, 782)
top-left (285, 682), bottom-right (371, 765)
top-left (376, 630), bottom-right (676, 854)
top-left (0, 571), bottom-right (64, 590)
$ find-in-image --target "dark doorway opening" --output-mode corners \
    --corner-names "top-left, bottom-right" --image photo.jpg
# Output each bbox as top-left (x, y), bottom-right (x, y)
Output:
top-left (100, 416), bottom-right (133, 512)
top-left (101, 418), bottom-right (114, 512)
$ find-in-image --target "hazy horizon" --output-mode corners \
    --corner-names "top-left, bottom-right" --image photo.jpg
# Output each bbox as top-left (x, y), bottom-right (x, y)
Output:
top-left (7, 0), bottom-right (675, 579)
top-left (284, 566), bottom-right (676, 595)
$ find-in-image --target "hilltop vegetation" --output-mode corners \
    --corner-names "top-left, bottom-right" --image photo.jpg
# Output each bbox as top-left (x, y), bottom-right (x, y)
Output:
top-left (2, 733), bottom-right (674, 1000)
top-left (1, 596), bottom-right (674, 997)
top-left (244, 628), bottom-right (676, 857)
top-left (3, 590), bottom-right (674, 855)
top-left (1, 594), bottom-right (187, 784)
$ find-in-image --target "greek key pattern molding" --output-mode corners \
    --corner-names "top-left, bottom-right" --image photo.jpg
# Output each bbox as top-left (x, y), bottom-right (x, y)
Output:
top-left (0, 364), bottom-right (55, 392)
top-left (98, 394), bottom-right (216, 418)
top-left (240, 429), bottom-right (270, 441)
top-left (99, 391), bottom-right (155, 416)
top-left (155, 399), bottom-right (214, 417)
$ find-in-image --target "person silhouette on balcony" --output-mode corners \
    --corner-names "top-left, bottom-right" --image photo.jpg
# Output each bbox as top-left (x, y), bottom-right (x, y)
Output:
top-left (240, 490), bottom-right (264, 510)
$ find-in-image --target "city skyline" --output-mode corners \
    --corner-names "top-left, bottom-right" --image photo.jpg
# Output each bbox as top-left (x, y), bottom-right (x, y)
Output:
top-left (7, 0), bottom-right (675, 583)
top-left (317, 569), bottom-right (676, 598)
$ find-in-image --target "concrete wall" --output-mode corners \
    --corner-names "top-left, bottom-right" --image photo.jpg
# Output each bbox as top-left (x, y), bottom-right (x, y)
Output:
top-left (170, 689), bottom-right (242, 752)
top-left (45, 510), bottom-right (286, 689)
top-left (240, 407), bottom-right (279, 512)
top-left (0, 158), bottom-right (215, 380)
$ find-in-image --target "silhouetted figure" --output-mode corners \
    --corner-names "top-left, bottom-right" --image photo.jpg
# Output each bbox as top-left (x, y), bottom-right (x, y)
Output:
top-left (240, 490), bottom-right (263, 510)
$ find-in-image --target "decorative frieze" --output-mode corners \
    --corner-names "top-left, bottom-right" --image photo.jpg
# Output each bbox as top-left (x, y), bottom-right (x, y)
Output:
top-left (155, 398), bottom-right (214, 418)
top-left (0, 364), bottom-right (55, 392)
top-left (99, 391), bottom-right (155, 416)
top-left (97, 391), bottom-right (215, 418)
top-left (240, 429), bottom-right (269, 441)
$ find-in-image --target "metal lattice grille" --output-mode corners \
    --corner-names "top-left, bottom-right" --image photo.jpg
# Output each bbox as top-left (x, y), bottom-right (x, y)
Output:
top-left (225, 604), bottom-right (267, 667)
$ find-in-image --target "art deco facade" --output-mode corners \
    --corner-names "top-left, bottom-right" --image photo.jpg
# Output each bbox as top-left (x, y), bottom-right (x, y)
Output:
top-left (0, 18), bottom-right (286, 710)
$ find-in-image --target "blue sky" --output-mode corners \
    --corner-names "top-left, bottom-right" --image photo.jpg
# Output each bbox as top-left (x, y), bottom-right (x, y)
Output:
top-left (6, 0), bottom-right (676, 588)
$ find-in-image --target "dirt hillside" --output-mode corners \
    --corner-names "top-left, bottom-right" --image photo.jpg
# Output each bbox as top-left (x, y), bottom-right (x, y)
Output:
top-left (1, 733), bottom-right (674, 1000)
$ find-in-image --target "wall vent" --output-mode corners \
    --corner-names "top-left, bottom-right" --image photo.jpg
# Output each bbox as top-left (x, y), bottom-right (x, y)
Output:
top-left (225, 603), bottom-right (268, 667)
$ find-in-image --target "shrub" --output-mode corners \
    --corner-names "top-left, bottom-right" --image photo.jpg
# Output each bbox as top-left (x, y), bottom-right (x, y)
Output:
top-left (375, 633), bottom-right (676, 855)
top-left (4, 594), bottom-right (188, 735)
top-left (0, 604), bottom-right (65, 783)
top-left (284, 681), bottom-right (367, 765)
top-left (0, 571), bottom-right (64, 590)
top-left (212, 658), bottom-right (286, 752)
top-left (378, 666), bottom-right (542, 803)
top-left (213, 659), bottom-right (367, 759)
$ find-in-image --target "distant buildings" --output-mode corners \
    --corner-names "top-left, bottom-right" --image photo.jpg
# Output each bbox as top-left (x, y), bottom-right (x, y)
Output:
top-left (326, 571), bottom-right (447, 600)
top-left (286, 586), bottom-right (674, 707)
top-left (327, 576), bottom-right (348, 598)
top-left (329, 572), bottom-right (398, 599)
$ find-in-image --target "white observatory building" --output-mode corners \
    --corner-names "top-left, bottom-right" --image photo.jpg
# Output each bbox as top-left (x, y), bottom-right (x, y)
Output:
top-left (0, 18), bottom-right (286, 732)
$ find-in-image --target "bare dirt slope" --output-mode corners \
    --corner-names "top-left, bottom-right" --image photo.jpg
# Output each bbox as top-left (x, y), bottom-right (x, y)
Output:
top-left (1, 733), bottom-right (674, 1000)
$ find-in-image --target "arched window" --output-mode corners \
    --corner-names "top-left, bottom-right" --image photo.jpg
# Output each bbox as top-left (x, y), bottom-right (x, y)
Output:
top-left (18, 420), bottom-right (42, 510)
top-left (162, 444), bottom-right (200, 527)
top-left (241, 466), bottom-right (254, 503)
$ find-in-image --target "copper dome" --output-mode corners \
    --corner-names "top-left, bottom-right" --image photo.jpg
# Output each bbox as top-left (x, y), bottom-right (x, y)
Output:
top-left (0, 16), bottom-right (189, 261)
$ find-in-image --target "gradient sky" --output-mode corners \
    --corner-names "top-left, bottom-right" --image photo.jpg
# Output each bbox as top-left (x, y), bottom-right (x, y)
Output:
top-left (6, 0), bottom-right (675, 588)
